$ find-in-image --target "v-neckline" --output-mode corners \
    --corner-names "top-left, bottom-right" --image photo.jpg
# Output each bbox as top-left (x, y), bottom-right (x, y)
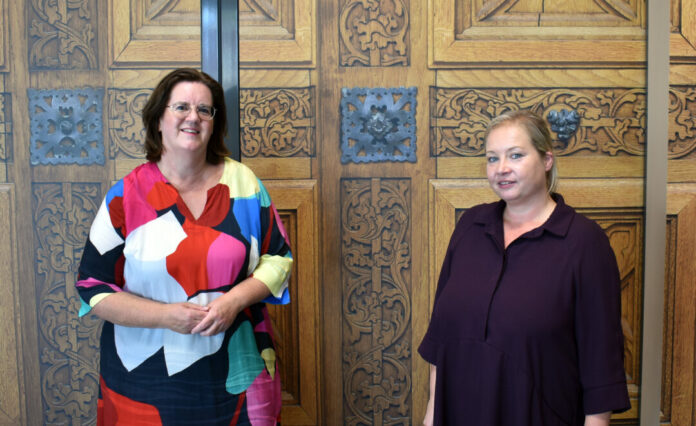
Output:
top-left (155, 160), bottom-right (226, 222)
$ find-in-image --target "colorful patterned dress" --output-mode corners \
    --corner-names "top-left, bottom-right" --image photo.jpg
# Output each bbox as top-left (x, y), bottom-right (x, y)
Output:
top-left (76, 158), bottom-right (292, 425)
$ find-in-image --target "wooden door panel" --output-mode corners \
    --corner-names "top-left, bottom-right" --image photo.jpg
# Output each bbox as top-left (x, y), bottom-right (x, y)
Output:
top-left (0, 91), bottom-right (8, 180)
top-left (109, 0), bottom-right (315, 68)
top-left (667, 85), bottom-right (696, 182)
top-left (662, 185), bottom-right (696, 425)
top-left (6, 0), bottom-right (688, 424)
top-left (430, 82), bottom-right (647, 181)
top-left (429, 0), bottom-right (645, 66)
top-left (0, 185), bottom-right (23, 425)
top-left (239, 69), bottom-right (315, 180)
top-left (109, 0), bottom-right (200, 67)
top-left (429, 178), bottom-right (643, 422)
top-left (239, 0), bottom-right (315, 67)
top-left (27, 0), bottom-right (99, 70)
top-left (670, 0), bottom-right (696, 60)
top-left (0, 0), bottom-right (5, 72)
top-left (32, 181), bottom-right (103, 424)
top-left (265, 180), bottom-right (321, 425)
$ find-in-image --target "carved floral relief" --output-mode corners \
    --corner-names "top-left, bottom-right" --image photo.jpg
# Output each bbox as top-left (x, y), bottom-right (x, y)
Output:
top-left (339, 0), bottom-right (409, 67)
top-left (240, 88), bottom-right (315, 158)
top-left (28, 0), bottom-right (98, 69)
top-left (33, 182), bottom-right (102, 424)
top-left (668, 86), bottom-right (696, 159)
top-left (108, 89), bottom-right (149, 159)
top-left (430, 88), bottom-right (646, 157)
top-left (342, 178), bottom-right (411, 425)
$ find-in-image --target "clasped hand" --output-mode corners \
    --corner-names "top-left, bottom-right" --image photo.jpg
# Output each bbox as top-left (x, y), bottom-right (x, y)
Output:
top-left (167, 294), bottom-right (240, 336)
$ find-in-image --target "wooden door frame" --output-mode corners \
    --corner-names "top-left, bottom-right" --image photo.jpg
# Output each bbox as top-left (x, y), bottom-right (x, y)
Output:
top-left (642, 1), bottom-right (669, 424)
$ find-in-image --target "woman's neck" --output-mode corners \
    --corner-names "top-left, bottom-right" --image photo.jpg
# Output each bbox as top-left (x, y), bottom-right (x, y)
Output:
top-left (157, 153), bottom-right (211, 189)
top-left (504, 193), bottom-right (556, 228)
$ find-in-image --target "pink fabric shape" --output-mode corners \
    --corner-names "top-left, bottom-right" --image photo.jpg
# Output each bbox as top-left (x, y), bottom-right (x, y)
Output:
top-left (76, 277), bottom-right (122, 293)
top-left (245, 366), bottom-right (282, 426)
top-left (207, 232), bottom-right (246, 290)
top-left (254, 306), bottom-right (273, 335)
top-left (122, 164), bottom-right (163, 237)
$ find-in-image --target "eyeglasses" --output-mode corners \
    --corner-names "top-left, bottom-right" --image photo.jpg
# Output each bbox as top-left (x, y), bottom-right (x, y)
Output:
top-left (166, 102), bottom-right (216, 120)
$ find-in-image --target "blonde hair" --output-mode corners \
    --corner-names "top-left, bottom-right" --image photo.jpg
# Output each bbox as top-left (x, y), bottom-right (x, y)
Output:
top-left (484, 110), bottom-right (558, 193)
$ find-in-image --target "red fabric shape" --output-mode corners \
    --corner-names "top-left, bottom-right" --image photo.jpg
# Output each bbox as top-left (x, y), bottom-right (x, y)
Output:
top-left (166, 221), bottom-right (221, 297)
top-left (260, 204), bottom-right (275, 255)
top-left (146, 181), bottom-right (178, 211)
top-left (229, 391), bottom-right (246, 426)
top-left (99, 377), bottom-right (161, 425)
top-left (193, 184), bottom-right (230, 227)
top-left (114, 255), bottom-right (125, 288)
top-left (108, 196), bottom-right (126, 236)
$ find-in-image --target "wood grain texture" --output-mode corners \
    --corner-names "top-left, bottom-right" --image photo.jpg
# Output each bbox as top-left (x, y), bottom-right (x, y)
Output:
top-left (437, 156), bottom-right (645, 179)
top-left (265, 180), bottom-right (321, 425)
top-left (0, 185), bottom-right (23, 424)
top-left (0, 0), bottom-right (5, 72)
top-left (671, 0), bottom-right (696, 62)
top-left (243, 157), bottom-right (312, 180)
top-left (108, 0), bottom-right (200, 67)
top-left (662, 185), bottom-right (696, 425)
top-left (437, 69), bottom-right (646, 89)
top-left (240, 0), bottom-right (315, 67)
top-left (430, 0), bottom-right (646, 67)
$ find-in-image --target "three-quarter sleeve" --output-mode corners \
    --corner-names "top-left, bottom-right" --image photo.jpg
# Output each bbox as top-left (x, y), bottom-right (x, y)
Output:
top-left (418, 214), bottom-right (470, 364)
top-left (573, 220), bottom-right (630, 414)
top-left (76, 181), bottom-right (127, 316)
top-left (253, 178), bottom-right (292, 304)
top-left (417, 243), bottom-right (453, 364)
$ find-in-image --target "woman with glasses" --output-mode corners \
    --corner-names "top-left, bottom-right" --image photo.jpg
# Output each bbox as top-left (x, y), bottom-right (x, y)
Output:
top-left (420, 110), bottom-right (629, 425)
top-left (76, 68), bottom-right (292, 425)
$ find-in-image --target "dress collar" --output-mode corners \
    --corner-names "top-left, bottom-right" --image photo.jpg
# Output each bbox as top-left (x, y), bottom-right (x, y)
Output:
top-left (475, 193), bottom-right (576, 243)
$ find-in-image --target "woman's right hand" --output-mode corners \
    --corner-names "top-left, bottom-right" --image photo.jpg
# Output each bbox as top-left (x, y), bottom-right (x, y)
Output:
top-left (164, 302), bottom-right (210, 334)
top-left (423, 363), bottom-right (436, 426)
top-left (423, 397), bottom-right (434, 426)
top-left (91, 292), bottom-right (209, 333)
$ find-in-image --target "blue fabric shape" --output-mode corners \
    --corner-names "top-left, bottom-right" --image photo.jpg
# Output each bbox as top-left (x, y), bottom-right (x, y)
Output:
top-left (263, 287), bottom-right (290, 305)
top-left (256, 179), bottom-right (272, 208)
top-left (232, 197), bottom-right (261, 244)
top-left (105, 179), bottom-right (124, 210)
top-left (78, 298), bottom-right (92, 317)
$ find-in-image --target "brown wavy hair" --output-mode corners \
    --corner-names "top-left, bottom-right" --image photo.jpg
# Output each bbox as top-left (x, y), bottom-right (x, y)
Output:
top-left (141, 68), bottom-right (229, 164)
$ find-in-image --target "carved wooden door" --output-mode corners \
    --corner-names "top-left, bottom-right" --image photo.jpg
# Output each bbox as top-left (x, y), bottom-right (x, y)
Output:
top-left (1, 0), bottom-right (320, 424)
top-left (318, 1), bottom-right (695, 425)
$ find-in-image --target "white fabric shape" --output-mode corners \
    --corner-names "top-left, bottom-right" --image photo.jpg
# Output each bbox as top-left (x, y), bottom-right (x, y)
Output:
top-left (90, 198), bottom-right (125, 255)
top-left (246, 235), bottom-right (259, 277)
top-left (116, 211), bottom-right (224, 375)
top-left (162, 292), bottom-right (224, 375)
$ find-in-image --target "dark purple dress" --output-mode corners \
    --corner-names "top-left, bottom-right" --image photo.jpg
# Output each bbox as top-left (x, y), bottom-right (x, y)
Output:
top-left (419, 194), bottom-right (629, 425)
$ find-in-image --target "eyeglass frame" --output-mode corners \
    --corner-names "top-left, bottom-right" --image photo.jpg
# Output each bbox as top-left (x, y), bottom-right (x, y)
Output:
top-left (165, 102), bottom-right (217, 120)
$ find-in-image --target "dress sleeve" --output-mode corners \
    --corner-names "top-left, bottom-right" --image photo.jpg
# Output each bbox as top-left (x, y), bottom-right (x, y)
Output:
top-left (251, 178), bottom-right (293, 305)
top-left (418, 216), bottom-right (465, 364)
top-left (75, 181), bottom-right (127, 317)
top-left (574, 220), bottom-right (630, 415)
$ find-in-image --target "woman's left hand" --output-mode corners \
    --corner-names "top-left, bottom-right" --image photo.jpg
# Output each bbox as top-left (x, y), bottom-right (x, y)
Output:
top-left (191, 277), bottom-right (272, 336)
top-left (584, 412), bottom-right (610, 426)
top-left (191, 293), bottom-right (240, 336)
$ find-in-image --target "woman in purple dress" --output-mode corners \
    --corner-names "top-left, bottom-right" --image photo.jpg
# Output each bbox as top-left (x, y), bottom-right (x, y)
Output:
top-left (420, 110), bottom-right (629, 425)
